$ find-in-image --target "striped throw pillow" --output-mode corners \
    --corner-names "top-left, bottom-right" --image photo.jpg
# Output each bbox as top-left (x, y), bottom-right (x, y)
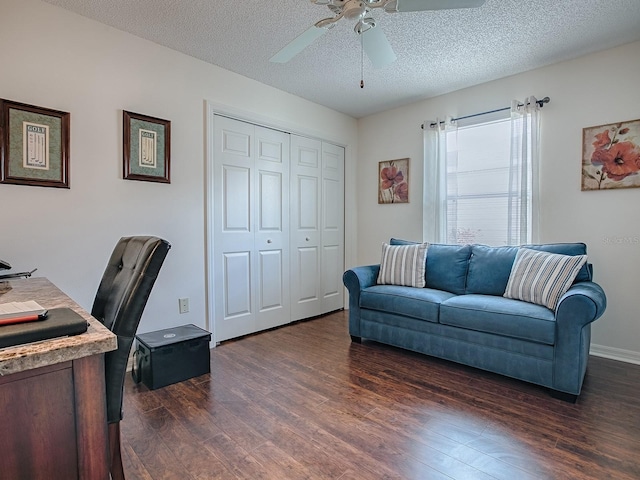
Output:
top-left (504, 248), bottom-right (587, 310)
top-left (377, 242), bottom-right (429, 287)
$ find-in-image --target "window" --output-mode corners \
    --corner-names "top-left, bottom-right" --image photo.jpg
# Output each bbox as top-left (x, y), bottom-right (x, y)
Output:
top-left (446, 117), bottom-right (528, 246)
top-left (423, 98), bottom-right (540, 247)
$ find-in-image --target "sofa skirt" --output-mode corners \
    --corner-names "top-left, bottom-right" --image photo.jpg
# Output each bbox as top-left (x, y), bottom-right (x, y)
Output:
top-left (359, 310), bottom-right (554, 389)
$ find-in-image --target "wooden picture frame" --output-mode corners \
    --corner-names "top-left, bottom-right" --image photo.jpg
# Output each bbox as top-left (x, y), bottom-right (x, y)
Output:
top-left (0, 99), bottom-right (70, 188)
top-left (582, 118), bottom-right (640, 190)
top-left (378, 158), bottom-right (409, 204)
top-left (123, 110), bottom-right (170, 183)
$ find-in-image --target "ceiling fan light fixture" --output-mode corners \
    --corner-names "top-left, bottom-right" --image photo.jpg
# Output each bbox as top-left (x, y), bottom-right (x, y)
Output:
top-left (343, 0), bottom-right (368, 20)
top-left (354, 16), bottom-right (376, 34)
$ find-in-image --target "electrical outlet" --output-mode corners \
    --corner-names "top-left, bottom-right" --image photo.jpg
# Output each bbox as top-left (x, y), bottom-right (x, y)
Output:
top-left (178, 297), bottom-right (189, 314)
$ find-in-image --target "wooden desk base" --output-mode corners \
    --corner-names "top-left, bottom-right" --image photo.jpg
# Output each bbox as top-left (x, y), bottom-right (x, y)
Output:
top-left (0, 354), bottom-right (110, 479)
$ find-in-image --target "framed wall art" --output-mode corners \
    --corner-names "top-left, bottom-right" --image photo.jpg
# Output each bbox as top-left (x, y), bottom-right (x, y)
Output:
top-left (0, 99), bottom-right (70, 188)
top-left (582, 119), bottom-right (640, 191)
top-left (123, 110), bottom-right (170, 183)
top-left (378, 158), bottom-right (409, 204)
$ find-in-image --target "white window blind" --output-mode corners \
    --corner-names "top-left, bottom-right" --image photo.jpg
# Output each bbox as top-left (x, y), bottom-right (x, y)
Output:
top-left (446, 117), bottom-right (519, 246)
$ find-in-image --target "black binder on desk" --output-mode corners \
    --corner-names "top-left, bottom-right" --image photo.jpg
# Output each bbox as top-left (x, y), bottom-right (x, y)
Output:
top-left (0, 308), bottom-right (88, 349)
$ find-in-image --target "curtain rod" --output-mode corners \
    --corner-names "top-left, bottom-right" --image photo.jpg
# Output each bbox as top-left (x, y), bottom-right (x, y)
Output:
top-left (421, 96), bottom-right (550, 129)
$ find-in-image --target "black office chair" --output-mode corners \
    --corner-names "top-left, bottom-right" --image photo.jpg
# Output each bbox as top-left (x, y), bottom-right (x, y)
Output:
top-left (91, 236), bottom-right (171, 480)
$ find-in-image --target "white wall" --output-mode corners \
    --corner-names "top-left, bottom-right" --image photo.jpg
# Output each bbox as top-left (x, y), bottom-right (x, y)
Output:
top-left (3, 0), bottom-right (637, 362)
top-left (357, 41), bottom-right (640, 363)
top-left (0, 0), bottom-right (358, 336)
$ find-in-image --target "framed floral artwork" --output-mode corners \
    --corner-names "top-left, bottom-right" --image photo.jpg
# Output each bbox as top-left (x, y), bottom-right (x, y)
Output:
top-left (379, 158), bottom-right (409, 204)
top-left (582, 119), bottom-right (640, 190)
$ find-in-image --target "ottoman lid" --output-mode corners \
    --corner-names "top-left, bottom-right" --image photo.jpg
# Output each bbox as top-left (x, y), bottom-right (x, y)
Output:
top-left (136, 323), bottom-right (210, 349)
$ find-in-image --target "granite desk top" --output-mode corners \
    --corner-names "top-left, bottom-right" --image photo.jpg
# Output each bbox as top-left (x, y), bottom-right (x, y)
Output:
top-left (0, 277), bottom-right (117, 376)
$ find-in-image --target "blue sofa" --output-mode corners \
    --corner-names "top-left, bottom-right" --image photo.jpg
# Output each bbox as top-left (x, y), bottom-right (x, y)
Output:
top-left (343, 241), bottom-right (607, 401)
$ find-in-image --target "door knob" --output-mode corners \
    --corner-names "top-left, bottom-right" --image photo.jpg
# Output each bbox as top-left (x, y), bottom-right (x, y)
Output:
top-left (267, 239), bottom-right (272, 243)
top-left (305, 237), bottom-right (310, 241)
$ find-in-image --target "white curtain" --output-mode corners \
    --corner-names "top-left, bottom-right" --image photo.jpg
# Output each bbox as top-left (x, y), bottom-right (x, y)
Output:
top-left (422, 117), bottom-right (457, 243)
top-left (508, 96), bottom-right (541, 245)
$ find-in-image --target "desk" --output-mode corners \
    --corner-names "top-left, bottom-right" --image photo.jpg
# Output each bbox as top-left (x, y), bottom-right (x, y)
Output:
top-left (0, 278), bottom-right (117, 480)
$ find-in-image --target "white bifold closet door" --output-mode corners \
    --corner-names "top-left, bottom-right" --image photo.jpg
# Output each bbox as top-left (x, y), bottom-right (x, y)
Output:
top-left (290, 136), bottom-right (345, 321)
top-left (213, 116), bottom-right (290, 342)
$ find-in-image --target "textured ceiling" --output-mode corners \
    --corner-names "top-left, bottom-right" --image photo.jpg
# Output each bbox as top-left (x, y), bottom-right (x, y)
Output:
top-left (41, 0), bottom-right (640, 118)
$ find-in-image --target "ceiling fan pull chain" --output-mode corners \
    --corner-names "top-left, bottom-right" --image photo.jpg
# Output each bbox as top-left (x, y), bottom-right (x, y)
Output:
top-left (360, 32), bottom-right (365, 88)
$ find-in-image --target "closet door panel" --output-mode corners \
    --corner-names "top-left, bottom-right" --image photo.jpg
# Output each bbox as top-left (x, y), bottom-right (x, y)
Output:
top-left (222, 127), bottom-right (251, 155)
top-left (298, 176), bottom-right (319, 230)
top-left (296, 246), bottom-right (320, 302)
top-left (322, 244), bottom-right (341, 300)
top-left (321, 142), bottom-right (345, 312)
top-left (214, 117), bottom-right (256, 341)
top-left (254, 126), bottom-right (290, 330)
top-left (258, 171), bottom-right (283, 230)
top-left (290, 136), bottom-right (323, 320)
top-left (296, 144), bottom-right (320, 168)
top-left (222, 251), bottom-right (252, 318)
top-left (258, 249), bottom-right (284, 311)
top-left (223, 166), bottom-right (251, 232)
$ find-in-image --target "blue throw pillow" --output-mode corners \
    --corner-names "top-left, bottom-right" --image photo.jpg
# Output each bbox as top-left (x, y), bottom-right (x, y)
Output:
top-left (390, 238), bottom-right (419, 246)
top-left (425, 244), bottom-right (472, 295)
top-left (389, 239), bottom-right (471, 294)
top-left (466, 245), bottom-right (520, 295)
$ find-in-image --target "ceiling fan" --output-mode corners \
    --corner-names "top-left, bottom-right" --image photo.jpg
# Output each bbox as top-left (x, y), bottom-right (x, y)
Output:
top-left (270, 0), bottom-right (486, 68)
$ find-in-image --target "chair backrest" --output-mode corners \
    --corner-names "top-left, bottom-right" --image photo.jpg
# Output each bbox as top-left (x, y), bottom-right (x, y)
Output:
top-left (91, 236), bottom-right (171, 423)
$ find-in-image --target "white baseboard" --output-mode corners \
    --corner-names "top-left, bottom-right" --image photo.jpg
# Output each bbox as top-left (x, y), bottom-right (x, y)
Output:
top-left (590, 344), bottom-right (640, 365)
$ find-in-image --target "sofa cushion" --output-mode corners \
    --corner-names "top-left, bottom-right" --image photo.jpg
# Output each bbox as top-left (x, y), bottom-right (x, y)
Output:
top-left (389, 238), bottom-right (419, 246)
top-left (377, 242), bottom-right (429, 287)
top-left (425, 244), bottom-right (472, 295)
top-left (466, 245), bottom-right (519, 295)
top-left (504, 248), bottom-right (588, 310)
top-left (389, 239), bottom-right (471, 295)
top-left (360, 285), bottom-right (455, 323)
top-left (466, 243), bottom-right (591, 295)
top-left (440, 294), bottom-right (556, 345)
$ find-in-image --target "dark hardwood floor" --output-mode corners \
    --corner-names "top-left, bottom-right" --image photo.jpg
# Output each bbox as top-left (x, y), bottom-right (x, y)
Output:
top-left (120, 310), bottom-right (640, 479)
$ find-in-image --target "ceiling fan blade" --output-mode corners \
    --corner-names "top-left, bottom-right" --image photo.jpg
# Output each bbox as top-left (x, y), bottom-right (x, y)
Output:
top-left (270, 26), bottom-right (327, 63)
top-left (394, 0), bottom-right (485, 12)
top-left (362, 26), bottom-right (396, 69)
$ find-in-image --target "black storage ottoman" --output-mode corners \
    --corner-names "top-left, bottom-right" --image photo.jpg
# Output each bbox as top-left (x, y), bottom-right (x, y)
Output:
top-left (134, 324), bottom-right (211, 390)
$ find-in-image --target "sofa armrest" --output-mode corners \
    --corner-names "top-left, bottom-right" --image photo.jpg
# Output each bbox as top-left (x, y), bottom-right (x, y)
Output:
top-left (556, 281), bottom-right (607, 327)
top-left (343, 265), bottom-right (379, 292)
top-left (553, 281), bottom-right (607, 395)
top-left (342, 265), bottom-right (380, 338)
